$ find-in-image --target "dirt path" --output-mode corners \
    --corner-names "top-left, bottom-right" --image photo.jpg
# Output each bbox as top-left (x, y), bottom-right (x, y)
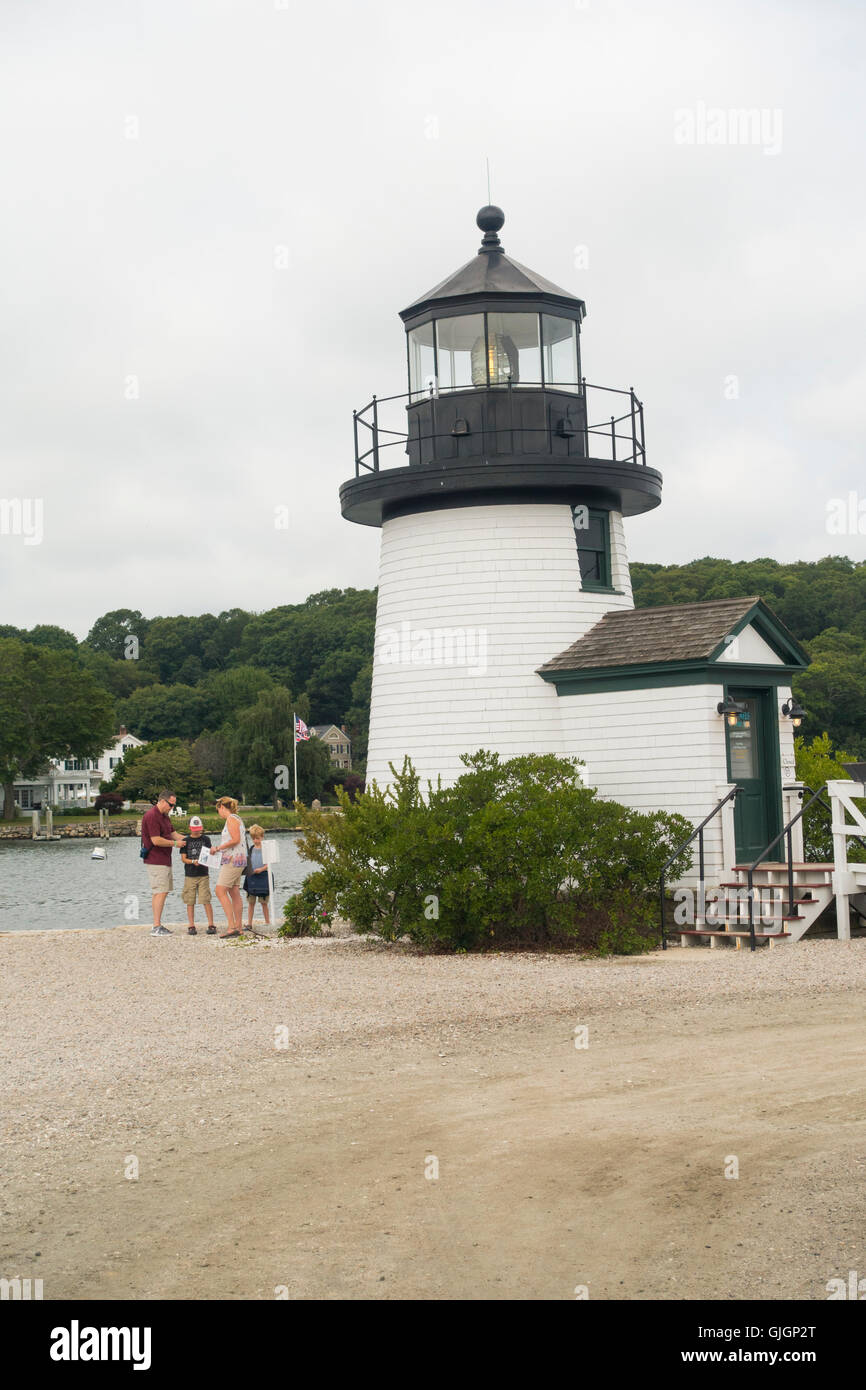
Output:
top-left (2, 932), bottom-right (864, 1300)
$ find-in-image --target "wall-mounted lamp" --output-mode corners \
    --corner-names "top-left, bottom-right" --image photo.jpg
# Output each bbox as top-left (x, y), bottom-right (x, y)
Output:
top-left (717, 695), bottom-right (746, 727)
top-left (781, 698), bottom-right (806, 728)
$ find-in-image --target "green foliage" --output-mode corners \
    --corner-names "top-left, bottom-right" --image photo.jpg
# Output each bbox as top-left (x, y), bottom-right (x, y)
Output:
top-left (237, 588), bottom-right (376, 712)
top-left (794, 733), bottom-right (866, 863)
top-left (0, 638), bottom-right (115, 817)
top-left (79, 647), bottom-right (157, 700)
top-left (118, 738), bottom-right (209, 806)
top-left (294, 751), bottom-right (693, 954)
top-left (84, 609), bottom-right (150, 659)
top-left (296, 737), bottom-right (333, 804)
top-left (22, 624), bottom-right (79, 652)
top-left (278, 882), bottom-right (332, 938)
top-left (228, 688), bottom-right (304, 806)
top-left (344, 658), bottom-right (372, 767)
top-left (191, 729), bottom-right (232, 794)
top-left (118, 683), bottom-right (208, 741)
top-left (202, 666), bottom-right (274, 724)
top-left (78, 590), bottom-right (375, 756)
top-left (794, 630), bottom-right (866, 756)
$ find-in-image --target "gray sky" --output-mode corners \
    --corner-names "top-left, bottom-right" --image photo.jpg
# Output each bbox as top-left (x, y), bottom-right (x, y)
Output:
top-left (1, 0), bottom-right (864, 639)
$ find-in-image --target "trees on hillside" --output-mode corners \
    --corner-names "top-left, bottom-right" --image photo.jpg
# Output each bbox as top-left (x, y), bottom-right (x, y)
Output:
top-left (118, 683), bottom-right (208, 741)
top-left (0, 639), bottom-right (115, 818)
top-left (794, 629), bottom-right (866, 755)
top-left (85, 609), bottom-right (150, 659)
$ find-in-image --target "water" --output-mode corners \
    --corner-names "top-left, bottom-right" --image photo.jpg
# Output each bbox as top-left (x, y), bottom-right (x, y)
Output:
top-left (0, 834), bottom-right (313, 933)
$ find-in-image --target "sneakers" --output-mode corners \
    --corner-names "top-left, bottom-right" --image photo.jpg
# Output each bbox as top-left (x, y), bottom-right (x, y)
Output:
top-left (150, 925), bottom-right (173, 936)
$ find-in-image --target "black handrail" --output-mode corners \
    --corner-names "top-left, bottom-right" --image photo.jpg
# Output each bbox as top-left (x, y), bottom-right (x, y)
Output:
top-left (659, 787), bottom-right (741, 950)
top-left (352, 381), bottom-right (647, 475)
top-left (744, 784), bottom-right (829, 952)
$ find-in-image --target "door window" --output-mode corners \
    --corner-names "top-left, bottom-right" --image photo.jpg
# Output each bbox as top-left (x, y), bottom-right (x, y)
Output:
top-left (727, 701), bottom-right (758, 780)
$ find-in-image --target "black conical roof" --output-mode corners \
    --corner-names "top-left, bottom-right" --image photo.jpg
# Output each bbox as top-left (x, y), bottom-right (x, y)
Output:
top-left (399, 206), bottom-right (586, 322)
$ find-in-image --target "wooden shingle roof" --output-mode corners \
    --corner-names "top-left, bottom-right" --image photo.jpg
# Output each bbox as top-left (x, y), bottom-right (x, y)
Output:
top-left (540, 596), bottom-right (767, 673)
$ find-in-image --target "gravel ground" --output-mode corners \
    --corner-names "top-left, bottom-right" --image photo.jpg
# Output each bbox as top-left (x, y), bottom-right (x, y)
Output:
top-left (1, 927), bottom-right (865, 1300)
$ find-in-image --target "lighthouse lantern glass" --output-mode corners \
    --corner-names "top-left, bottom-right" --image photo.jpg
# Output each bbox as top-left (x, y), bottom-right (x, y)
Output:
top-left (483, 312), bottom-right (541, 386)
top-left (542, 315), bottom-right (580, 392)
top-left (408, 322), bottom-right (436, 401)
top-left (435, 314), bottom-right (484, 391)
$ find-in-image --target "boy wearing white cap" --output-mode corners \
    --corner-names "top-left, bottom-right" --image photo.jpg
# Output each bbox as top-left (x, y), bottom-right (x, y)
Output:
top-left (181, 817), bottom-right (216, 935)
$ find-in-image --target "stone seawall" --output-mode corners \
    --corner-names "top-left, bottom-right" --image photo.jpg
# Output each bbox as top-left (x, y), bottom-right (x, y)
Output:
top-left (0, 820), bottom-right (141, 841)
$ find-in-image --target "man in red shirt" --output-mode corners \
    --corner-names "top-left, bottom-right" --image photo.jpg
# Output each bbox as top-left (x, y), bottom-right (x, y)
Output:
top-left (141, 790), bottom-right (187, 936)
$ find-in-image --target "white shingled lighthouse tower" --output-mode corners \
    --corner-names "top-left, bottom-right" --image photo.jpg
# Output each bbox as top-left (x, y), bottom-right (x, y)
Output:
top-left (341, 205), bottom-right (661, 789)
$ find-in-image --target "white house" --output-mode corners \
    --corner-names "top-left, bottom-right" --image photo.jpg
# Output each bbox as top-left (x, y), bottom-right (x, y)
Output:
top-left (14, 727), bottom-right (147, 809)
top-left (339, 205), bottom-right (820, 944)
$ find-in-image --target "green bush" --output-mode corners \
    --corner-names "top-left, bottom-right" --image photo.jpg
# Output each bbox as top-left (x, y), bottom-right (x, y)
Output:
top-left (293, 751), bottom-right (693, 954)
top-left (279, 882), bottom-right (333, 938)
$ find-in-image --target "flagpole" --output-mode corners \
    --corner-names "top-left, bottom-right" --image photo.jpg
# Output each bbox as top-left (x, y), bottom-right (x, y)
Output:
top-left (293, 711), bottom-right (298, 805)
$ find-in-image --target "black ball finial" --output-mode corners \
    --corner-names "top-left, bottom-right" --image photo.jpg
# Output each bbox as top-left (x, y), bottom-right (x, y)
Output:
top-left (476, 205), bottom-right (505, 254)
top-left (477, 205), bottom-right (505, 232)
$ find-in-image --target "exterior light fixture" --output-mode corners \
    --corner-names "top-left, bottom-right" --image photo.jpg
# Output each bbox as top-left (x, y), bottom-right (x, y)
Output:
top-left (717, 695), bottom-right (746, 727)
top-left (781, 698), bottom-right (805, 728)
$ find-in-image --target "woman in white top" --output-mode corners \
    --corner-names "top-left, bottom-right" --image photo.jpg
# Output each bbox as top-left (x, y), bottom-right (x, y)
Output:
top-left (214, 796), bottom-right (247, 937)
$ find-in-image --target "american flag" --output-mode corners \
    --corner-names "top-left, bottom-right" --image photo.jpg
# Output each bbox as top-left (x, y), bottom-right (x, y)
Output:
top-left (295, 716), bottom-right (310, 743)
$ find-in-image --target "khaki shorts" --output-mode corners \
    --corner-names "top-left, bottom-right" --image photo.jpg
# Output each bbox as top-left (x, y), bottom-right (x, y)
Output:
top-left (182, 876), bottom-right (212, 906)
top-left (216, 862), bottom-right (245, 889)
top-left (146, 864), bottom-right (173, 894)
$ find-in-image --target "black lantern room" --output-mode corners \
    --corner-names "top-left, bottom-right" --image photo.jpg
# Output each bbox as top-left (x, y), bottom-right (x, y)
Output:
top-left (341, 207), bottom-right (662, 526)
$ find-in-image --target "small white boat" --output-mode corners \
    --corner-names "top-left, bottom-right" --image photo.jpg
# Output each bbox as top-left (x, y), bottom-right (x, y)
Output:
top-left (90, 846), bottom-right (107, 860)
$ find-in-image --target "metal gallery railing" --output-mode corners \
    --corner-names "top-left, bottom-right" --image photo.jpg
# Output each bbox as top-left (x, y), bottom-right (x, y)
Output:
top-left (352, 380), bottom-right (647, 476)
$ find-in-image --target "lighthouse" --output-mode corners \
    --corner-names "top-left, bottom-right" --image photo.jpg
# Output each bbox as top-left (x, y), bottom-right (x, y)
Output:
top-left (341, 205), bottom-right (661, 789)
top-left (339, 206), bottom-right (830, 941)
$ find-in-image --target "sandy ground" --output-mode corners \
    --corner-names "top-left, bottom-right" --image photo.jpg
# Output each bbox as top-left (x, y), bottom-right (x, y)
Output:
top-left (1, 925), bottom-right (865, 1301)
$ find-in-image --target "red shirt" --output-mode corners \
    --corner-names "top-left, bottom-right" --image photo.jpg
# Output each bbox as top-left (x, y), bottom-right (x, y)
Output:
top-left (141, 806), bottom-right (175, 867)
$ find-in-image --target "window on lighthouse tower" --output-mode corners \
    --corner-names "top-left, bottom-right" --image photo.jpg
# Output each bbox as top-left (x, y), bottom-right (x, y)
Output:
top-left (574, 507), bottom-right (612, 590)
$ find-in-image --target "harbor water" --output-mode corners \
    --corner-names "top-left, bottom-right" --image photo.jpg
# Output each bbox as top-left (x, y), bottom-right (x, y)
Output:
top-left (0, 834), bottom-right (312, 933)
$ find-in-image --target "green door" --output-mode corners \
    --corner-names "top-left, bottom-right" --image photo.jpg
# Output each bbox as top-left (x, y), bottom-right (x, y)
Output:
top-left (725, 688), bottom-right (782, 864)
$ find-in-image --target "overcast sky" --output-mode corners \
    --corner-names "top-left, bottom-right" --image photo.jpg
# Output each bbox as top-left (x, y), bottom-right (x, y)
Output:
top-left (1, 0), bottom-right (864, 639)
